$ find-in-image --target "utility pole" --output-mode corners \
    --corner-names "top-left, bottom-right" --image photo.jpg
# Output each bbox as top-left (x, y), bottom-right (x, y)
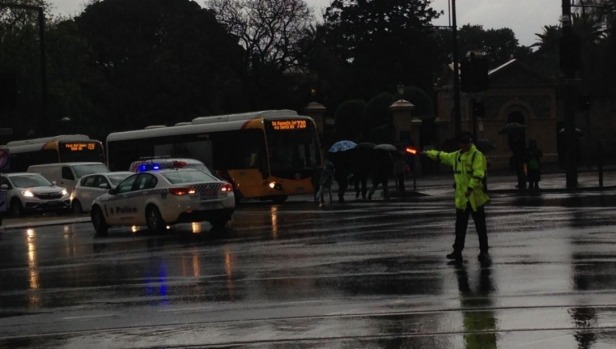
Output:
top-left (561, 0), bottom-right (580, 189)
top-left (451, 0), bottom-right (461, 137)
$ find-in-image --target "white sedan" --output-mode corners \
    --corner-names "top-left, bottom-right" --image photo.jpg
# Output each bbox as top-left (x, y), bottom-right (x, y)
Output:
top-left (90, 168), bottom-right (235, 234)
top-left (70, 171), bottom-right (133, 213)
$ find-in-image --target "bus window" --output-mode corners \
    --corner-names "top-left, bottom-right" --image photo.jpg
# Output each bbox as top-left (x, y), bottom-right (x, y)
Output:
top-left (266, 124), bottom-right (319, 179)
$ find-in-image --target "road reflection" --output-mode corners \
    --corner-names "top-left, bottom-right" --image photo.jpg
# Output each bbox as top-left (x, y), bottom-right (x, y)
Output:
top-left (453, 261), bottom-right (498, 349)
top-left (26, 229), bottom-right (41, 308)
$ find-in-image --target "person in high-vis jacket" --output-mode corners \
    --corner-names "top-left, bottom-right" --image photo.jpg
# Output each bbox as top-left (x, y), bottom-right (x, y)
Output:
top-left (423, 133), bottom-right (490, 262)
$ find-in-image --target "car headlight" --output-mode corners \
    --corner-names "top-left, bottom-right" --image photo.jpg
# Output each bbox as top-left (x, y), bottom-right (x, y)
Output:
top-left (61, 189), bottom-right (69, 196)
top-left (22, 190), bottom-right (34, 198)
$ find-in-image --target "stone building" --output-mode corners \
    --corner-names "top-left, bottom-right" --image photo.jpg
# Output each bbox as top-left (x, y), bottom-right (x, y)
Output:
top-left (434, 59), bottom-right (560, 171)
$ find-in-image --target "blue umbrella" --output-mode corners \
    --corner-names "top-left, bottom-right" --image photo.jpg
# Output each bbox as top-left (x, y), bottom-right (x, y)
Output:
top-left (329, 140), bottom-right (358, 153)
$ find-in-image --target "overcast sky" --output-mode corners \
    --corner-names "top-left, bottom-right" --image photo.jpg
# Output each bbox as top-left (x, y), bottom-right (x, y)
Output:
top-left (48, 0), bottom-right (562, 47)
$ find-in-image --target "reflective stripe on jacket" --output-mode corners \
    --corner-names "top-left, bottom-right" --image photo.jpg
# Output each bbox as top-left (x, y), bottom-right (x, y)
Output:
top-left (426, 145), bottom-right (489, 211)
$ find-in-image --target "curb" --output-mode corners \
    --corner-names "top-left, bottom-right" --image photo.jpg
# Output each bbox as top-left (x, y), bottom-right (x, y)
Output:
top-left (1, 216), bottom-right (91, 230)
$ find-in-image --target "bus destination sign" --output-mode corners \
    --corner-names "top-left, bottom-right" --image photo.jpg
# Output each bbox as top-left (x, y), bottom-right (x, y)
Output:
top-left (64, 143), bottom-right (96, 152)
top-left (271, 120), bottom-right (307, 131)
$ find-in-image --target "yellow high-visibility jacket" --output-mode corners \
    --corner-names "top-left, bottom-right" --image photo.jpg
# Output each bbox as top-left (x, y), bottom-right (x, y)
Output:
top-left (426, 145), bottom-right (489, 211)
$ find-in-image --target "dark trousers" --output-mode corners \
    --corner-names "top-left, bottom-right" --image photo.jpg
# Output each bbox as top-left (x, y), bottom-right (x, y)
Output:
top-left (454, 204), bottom-right (488, 253)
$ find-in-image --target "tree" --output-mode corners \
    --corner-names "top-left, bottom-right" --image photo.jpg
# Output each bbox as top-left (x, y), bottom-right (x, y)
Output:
top-left (75, 0), bottom-right (245, 136)
top-left (443, 25), bottom-right (528, 68)
top-left (45, 19), bottom-right (95, 136)
top-left (314, 0), bottom-right (445, 107)
top-left (205, 0), bottom-right (314, 109)
top-left (333, 99), bottom-right (366, 141)
top-left (364, 92), bottom-right (394, 144)
top-left (0, 0), bottom-right (51, 138)
top-left (400, 85), bottom-right (434, 121)
top-left (532, 25), bottom-right (562, 78)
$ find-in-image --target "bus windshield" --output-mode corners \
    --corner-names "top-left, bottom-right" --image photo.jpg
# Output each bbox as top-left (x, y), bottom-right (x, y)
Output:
top-left (265, 120), bottom-right (320, 179)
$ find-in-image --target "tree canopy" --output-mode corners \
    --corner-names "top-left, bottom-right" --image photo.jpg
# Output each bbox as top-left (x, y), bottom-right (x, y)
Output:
top-left (74, 0), bottom-right (245, 136)
top-left (1, 0), bottom-right (579, 143)
top-left (312, 0), bottom-right (444, 106)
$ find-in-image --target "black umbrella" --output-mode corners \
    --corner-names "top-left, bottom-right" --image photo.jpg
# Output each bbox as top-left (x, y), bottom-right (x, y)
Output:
top-left (476, 139), bottom-right (496, 154)
top-left (356, 142), bottom-right (376, 150)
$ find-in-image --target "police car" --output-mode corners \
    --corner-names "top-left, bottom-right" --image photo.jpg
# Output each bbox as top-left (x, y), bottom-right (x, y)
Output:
top-left (90, 166), bottom-right (235, 234)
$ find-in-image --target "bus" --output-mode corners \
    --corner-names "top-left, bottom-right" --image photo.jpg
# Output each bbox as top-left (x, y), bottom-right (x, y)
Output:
top-left (3, 134), bottom-right (106, 172)
top-left (106, 110), bottom-right (322, 203)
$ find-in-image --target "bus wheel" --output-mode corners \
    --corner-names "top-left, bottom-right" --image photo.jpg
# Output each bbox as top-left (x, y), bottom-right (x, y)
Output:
top-left (10, 198), bottom-right (23, 217)
top-left (146, 205), bottom-right (166, 233)
top-left (272, 195), bottom-right (288, 204)
top-left (71, 200), bottom-right (83, 214)
top-left (91, 206), bottom-right (109, 235)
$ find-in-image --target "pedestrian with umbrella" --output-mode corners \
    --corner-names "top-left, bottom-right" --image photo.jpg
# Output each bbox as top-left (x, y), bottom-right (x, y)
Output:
top-left (328, 140), bottom-right (358, 202)
top-left (367, 144), bottom-right (396, 201)
top-left (422, 132), bottom-right (490, 262)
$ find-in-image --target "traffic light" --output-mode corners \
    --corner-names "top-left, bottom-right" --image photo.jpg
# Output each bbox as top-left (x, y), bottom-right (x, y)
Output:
top-left (460, 52), bottom-right (489, 93)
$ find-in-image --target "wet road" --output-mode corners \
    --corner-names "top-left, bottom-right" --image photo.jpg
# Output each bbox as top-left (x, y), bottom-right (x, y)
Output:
top-left (1, 188), bottom-right (616, 348)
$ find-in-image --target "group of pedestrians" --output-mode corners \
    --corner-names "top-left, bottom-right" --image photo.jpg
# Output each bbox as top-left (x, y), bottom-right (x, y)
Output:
top-left (315, 144), bottom-right (413, 206)
top-left (511, 136), bottom-right (544, 191)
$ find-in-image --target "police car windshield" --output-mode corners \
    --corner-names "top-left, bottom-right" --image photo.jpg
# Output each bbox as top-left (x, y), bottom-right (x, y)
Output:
top-left (161, 169), bottom-right (218, 184)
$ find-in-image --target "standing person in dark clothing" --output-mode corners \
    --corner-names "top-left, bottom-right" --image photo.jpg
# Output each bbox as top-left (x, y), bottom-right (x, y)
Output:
top-left (509, 132), bottom-right (527, 190)
top-left (525, 139), bottom-right (543, 191)
top-left (393, 148), bottom-right (407, 193)
top-left (367, 149), bottom-right (393, 201)
top-left (423, 133), bottom-right (490, 262)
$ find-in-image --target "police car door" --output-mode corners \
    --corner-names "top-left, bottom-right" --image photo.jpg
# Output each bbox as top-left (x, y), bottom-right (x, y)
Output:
top-left (129, 173), bottom-right (158, 225)
top-left (105, 174), bottom-right (138, 225)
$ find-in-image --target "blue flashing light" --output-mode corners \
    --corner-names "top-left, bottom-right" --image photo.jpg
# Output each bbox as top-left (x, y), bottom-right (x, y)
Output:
top-left (137, 162), bottom-right (161, 172)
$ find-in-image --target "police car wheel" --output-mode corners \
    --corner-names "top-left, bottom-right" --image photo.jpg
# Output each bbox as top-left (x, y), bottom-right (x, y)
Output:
top-left (146, 205), bottom-right (166, 233)
top-left (91, 206), bottom-right (109, 235)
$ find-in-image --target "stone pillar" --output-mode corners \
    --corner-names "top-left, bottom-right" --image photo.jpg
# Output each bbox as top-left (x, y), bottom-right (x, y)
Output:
top-left (304, 101), bottom-right (327, 139)
top-left (389, 99), bottom-right (415, 144)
